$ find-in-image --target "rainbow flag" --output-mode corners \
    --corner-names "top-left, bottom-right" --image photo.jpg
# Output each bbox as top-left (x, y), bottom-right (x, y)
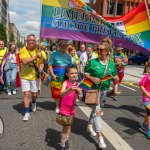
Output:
top-left (144, 101), bottom-right (150, 110)
top-left (40, 0), bottom-right (149, 53)
top-left (41, 71), bottom-right (51, 86)
top-left (100, 75), bottom-right (113, 82)
top-left (105, 2), bottom-right (150, 51)
top-left (78, 78), bottom-right (94, 92)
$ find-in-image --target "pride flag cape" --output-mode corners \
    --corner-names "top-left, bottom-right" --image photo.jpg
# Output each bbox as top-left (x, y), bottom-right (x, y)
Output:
top-left (78, 78), bottom-right (94, 92)
top-left (40, 0), bottom-right (149, 53)
top-left (104, 2), bottom-right (150, 51)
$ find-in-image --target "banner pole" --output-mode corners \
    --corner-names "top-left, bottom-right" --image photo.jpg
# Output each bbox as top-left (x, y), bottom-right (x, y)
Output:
top-left (144, 0), bottom-right (150, 21)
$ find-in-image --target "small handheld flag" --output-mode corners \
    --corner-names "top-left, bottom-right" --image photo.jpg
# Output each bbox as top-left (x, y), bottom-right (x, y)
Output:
top-left (100, 75), bottom-right (113, 82)
top-left (78, 78), bottom-right (94, 92)
top-left (41, 71), bottom-right (51, 86)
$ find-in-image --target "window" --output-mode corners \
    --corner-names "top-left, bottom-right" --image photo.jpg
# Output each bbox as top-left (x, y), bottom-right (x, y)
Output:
top-left (93, 0), bottom-right (96, 4)
top-left (107, 1), bottom-right (115, 15)
top-left (117, 3), bottom-right (124, 15)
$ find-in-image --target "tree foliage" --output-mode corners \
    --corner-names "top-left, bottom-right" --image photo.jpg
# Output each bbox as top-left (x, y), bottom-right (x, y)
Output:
top-left (0, 23), bottom-right (7, 44)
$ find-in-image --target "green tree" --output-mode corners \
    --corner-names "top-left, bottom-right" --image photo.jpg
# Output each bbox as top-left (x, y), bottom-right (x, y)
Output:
top-left (9, 32), bottom-right (15, 42)
top-left (0, 23), bottom-right (7, 44)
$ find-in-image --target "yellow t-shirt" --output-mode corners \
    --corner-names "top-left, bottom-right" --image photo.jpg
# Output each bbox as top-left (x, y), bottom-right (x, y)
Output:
top-left (19, 47), bottom-right (44, 80)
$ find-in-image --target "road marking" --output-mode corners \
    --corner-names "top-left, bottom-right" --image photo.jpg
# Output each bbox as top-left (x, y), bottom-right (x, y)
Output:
top-left (122, 82), bottom-right (139, 88)
top-left (120, 83), bottom-right (136, 91)
top-left (78, 105), bottom-right (133, 150)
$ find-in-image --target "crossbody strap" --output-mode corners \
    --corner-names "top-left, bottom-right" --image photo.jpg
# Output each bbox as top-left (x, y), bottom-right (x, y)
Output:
top-left (26, 47), bottom-right (38, 71)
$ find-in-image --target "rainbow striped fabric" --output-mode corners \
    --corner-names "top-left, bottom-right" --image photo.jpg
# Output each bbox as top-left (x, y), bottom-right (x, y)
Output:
top-left (144, 101), bottom-right (150, 110)
top-left (78, 78), bottom-right (94, 92)
top-left (100, 75), bottom-right (113, 82)
top-left (40, 0), bottom-right (149, 53)
top-left (105, 2), bottom-right (150, 51)
top-left (41, 71), bottom-right (51, 86)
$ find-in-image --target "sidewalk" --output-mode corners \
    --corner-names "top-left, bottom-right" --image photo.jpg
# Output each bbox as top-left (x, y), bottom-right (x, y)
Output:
top-left (123, 65), bottom-right (145, 83)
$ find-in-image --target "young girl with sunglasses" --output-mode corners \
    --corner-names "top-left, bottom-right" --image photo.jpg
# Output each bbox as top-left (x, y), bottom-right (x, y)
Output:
top-left (58, 64), bottom-right (82, 150)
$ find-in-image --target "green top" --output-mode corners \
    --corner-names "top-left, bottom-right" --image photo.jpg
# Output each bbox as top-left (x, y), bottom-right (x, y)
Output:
top-left (85, 58), bottom-right (118, 90)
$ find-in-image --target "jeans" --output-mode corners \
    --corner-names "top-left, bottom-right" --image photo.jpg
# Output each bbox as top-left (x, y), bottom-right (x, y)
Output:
top-left (89, 90), bottom-right (107, 132)
top-left (6, 63), bottom-right (18, 93)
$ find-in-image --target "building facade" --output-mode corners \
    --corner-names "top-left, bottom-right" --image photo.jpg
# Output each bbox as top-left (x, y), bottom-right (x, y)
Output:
top-left (0, 0), bottom-right (9, 36)
top-left (89, 0), bottom-right (150, 17)
top-left (9, 23), bottom-right (20, 43)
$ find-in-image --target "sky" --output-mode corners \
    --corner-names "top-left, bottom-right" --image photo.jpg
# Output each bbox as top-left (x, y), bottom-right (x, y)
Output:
top-left (9, 0), bottom-right (90, 39)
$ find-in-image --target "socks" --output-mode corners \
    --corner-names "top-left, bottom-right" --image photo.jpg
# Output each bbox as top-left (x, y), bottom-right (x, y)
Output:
top-left (25, 107), bottom-right (30, 113)
top-left (99, 136), bottom-right (104, 143)
top-left (61, 140), bottom-right (66, 147)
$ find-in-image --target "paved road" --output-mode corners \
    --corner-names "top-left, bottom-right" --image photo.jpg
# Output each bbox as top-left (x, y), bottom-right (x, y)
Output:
top-left (0, 65), bottom-right (149, 150)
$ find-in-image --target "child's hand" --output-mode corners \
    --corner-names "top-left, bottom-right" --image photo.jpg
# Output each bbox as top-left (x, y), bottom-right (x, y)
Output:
top-left (69, 86), bottom-right (78, 91)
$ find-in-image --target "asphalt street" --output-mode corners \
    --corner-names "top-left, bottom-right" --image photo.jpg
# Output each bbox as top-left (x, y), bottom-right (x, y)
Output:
top-left (0, 65), bottom-right (149, 150)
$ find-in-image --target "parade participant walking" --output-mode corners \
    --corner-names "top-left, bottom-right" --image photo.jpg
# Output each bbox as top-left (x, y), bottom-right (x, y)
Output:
top-left (84, 44), bottom-right (118, 148)
top-left (5, 43), bottom-right (20, 95)
top-left (78, 44), bottom-right (88, 82)
top-left (58, 64), bottom-right (82, 150)
top-left (68, 45), bottom-right (79, 66)
top-left (112, 47), bottom-right (128, 101)
top-left (48, 40), bottom-right (72, 113)
top-left (139, 73), bottom-right (150, 139)
top-left (0, 39), bottom-right (8, 92)
top-left (19, 34), bottom-right (44, 121)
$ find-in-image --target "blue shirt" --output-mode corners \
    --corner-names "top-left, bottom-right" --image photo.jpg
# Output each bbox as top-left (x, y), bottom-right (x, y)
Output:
top-left (48, 51), bottom-right (71, 66)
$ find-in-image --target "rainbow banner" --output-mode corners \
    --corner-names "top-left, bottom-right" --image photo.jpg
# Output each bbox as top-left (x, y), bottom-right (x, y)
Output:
top-left (104, 2), bottom-right (150, 51)
top-left (78, 78), bottom-right (94, 92)
top-left (40, 0), bottom-right (150, 53)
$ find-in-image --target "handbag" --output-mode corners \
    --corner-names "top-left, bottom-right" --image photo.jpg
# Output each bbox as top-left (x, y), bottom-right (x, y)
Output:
top-left (56, 113), bottom-right (74, 126)
top-left (4, 61), bottom-right (10, 72)
top-left (85, 90), bottom-right (100, 105)
top-left (85, 59), bottom-right (109, 105)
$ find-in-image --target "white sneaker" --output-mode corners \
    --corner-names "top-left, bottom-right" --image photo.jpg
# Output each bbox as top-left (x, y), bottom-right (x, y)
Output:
top-left (31, 103), bottom-right (37, 112)
top-left (99, 137), bottom-right (106, 148)
top-left (23, 113), bottom-right (30, 121)
top-left (87, 125), bottom-right (97, 136)
top-left (13, 91), bottom-right (16, 95)
top-left (8, 92), bottom-right (11, 95)
top-left (55, 107), bottom-right (60, 113)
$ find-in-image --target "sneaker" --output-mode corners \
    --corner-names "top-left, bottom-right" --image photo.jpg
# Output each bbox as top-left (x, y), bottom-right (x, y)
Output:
top-left (112, 95), bottom-right (118, 101)
top-left (99, 137), bottom-right (106, 148)
top-left (8, 92), bottom-right (11, 96)
top-left (12, 91), bottom-right (16, 95)
top-left (23, 113), bottom-right (30, 121)
top-left (99, 141), bottom-right (107, 148)
top-left (141, 123), bottom-right (148, 131)
top-left (147, 130), bottom-right (150, 139)
top-left (87, 125), bottom-right (97, 136)
top-left (31, 103), bottom-right (37, 112)
top-left (55, 107), bottom-right (60, 113)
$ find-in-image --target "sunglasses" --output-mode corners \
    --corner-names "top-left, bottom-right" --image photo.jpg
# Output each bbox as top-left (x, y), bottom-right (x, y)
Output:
top-left (97, 48), bottom-right (105, 51)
